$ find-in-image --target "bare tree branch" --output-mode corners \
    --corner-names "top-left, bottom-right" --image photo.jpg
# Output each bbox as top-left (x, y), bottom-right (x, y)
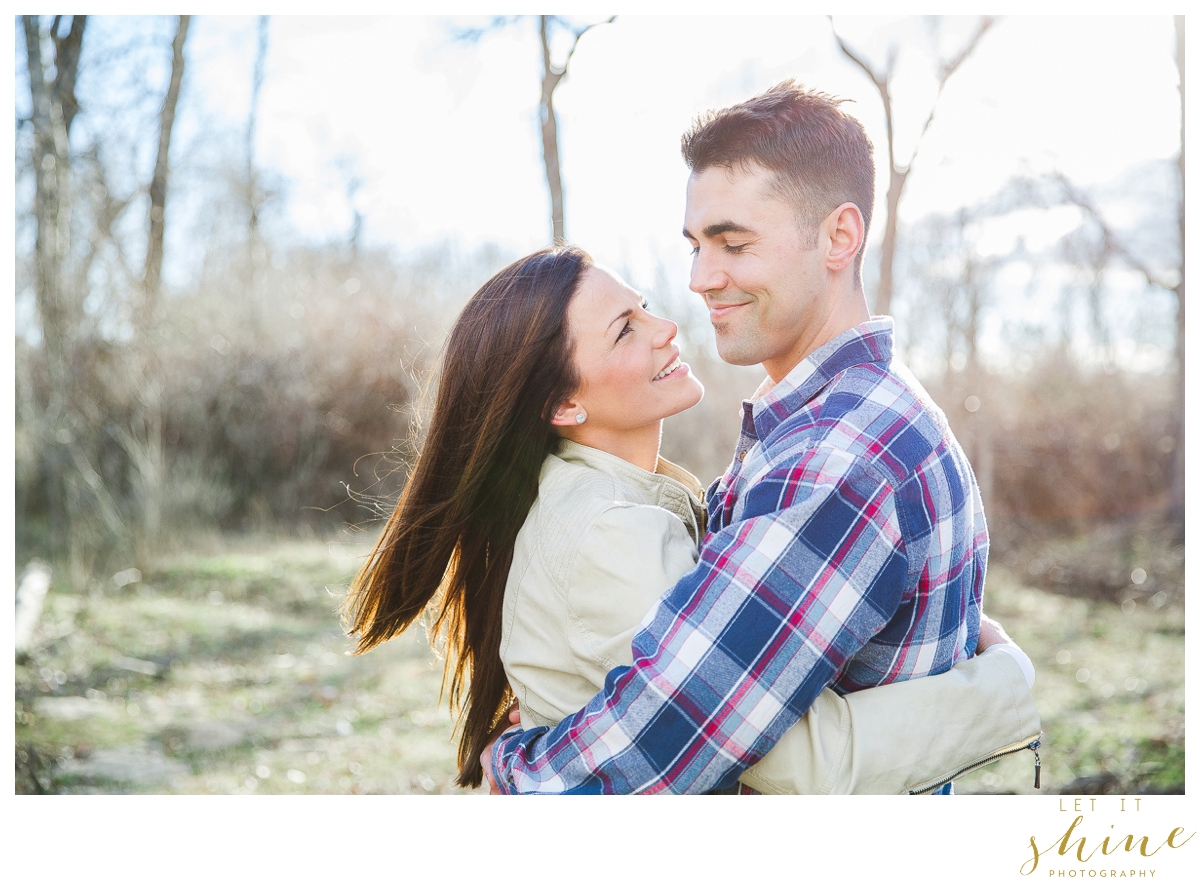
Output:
top-left (1052, 171), bottom-right (1169, 291)
top-left (830, 16), bottom-right (996, 316)
top-left (538, 15), bottom-right (615, 244)
top-left (830, 22), bottom-right (896, 172)
top-left (910, 16), bottom-right (995, 171)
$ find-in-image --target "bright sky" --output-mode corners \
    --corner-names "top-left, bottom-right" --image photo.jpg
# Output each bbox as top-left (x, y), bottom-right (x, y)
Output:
top-left (10, 14), bottom-right (1184, 370)
top-left (176, 15), bottom-right (1180, 282)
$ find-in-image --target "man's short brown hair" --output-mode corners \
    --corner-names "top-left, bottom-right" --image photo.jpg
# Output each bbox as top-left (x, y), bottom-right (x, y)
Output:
top-left (681, 80), bottom-right (875, 266)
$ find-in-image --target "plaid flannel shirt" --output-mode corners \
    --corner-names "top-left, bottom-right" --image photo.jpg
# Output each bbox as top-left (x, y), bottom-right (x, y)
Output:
top-left (491, 317), bottom-right (987, 794)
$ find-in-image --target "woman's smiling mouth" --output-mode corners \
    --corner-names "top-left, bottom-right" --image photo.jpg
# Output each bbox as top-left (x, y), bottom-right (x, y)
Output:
top-left (653, 355), bottom-right (685, 381)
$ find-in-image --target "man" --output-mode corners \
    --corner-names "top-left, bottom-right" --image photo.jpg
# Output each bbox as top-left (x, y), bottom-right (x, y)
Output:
top-left (486, 81), bottom-right (1021, 794)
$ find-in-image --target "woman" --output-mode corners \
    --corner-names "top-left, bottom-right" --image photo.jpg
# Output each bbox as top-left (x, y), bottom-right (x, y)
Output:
top-left (343, 246), bottom-right (1039, 792)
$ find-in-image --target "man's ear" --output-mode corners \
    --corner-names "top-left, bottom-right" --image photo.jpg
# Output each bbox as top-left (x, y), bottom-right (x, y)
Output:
top-left (824, 202), bottom-right (865, 272)
top-left (548, 399), bottom-right (585, 428)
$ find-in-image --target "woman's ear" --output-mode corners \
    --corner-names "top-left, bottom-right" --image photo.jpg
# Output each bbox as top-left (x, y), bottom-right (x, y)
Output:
top-left (548, 399), bottom-right (586, 428)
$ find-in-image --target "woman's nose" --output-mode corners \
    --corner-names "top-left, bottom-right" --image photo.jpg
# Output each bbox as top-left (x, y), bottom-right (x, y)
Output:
top-left (653, 315), bottom-right (678, 347)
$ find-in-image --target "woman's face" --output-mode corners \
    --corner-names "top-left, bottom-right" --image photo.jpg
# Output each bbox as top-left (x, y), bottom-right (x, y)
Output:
top-left (557, 265), bottom-right (704, 440)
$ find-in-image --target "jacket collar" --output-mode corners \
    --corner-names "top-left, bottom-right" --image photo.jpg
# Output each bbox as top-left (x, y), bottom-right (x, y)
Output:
top-left (555, 438), bottom-right (703, 499)
top-left (748, 317), bottom-right (894, 440)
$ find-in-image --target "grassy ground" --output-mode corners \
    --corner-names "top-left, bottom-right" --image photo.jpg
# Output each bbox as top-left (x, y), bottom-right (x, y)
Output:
top-left (15, 534), bottom-right (473, 795)
top-left (15, 532), bottom-right (1184, 795)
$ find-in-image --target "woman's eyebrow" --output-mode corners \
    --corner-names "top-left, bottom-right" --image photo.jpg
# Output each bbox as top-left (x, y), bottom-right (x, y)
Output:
top-left (607, 308), bottom-right (633, 334)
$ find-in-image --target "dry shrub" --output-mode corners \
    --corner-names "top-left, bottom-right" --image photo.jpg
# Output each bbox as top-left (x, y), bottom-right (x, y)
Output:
top-left (926, 350), bottom-right (1180, 603)
top-left (15, 241), bottom-right (511, 563)
top-left (155, 243), bottom-right (510, 530)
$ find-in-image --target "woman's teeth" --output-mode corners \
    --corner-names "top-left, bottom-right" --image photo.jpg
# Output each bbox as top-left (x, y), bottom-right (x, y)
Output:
top-left (654, 357), bottom-right (681, 380)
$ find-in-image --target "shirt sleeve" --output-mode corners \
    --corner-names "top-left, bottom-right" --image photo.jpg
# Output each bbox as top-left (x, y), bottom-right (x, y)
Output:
top-left (491, 449), bottom-right (910, 794)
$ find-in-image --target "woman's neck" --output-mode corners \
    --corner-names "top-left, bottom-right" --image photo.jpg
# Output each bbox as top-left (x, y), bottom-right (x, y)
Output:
top-left (561, 420), bottom-right (663, 472)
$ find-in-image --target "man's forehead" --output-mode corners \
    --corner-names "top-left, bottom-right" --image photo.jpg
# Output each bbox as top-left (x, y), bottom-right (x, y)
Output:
top-left (684, 165), bottom-right (784, 234)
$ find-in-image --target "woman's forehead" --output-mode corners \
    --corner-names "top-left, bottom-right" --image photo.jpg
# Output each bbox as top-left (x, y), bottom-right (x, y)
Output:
top-left (574, 267), bottom-right (642, 315)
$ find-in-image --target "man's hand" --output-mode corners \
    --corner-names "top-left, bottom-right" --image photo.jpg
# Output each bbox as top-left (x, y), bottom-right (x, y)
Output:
top-left (481, 700), bottom-right (521, 795)
top-left (976, 612), bottom-right (1015, 653)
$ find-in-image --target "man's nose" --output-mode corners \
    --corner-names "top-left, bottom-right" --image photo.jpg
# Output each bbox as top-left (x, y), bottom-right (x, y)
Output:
top-left (689, 248), bottom-right (726, 295)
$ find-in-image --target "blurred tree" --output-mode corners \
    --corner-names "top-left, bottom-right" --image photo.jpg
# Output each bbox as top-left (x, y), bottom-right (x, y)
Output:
top-left (831, 15), bottom-right (995, 317)
top-left (452, 15), bottom-right (614, 245)
top-left (19, 15), bottom-right (198, 576)
top-left (1171, 14), bottom-right (1184, 525)
top-left (22, 15), bottom-right (87, 419)
top-left (121, 15), bottom-right (191, 565)
top-left (246, 15), bottom-right (270, 290)
top-left (20, 15), bottom-right (127, 582)
top-left (142, 16), bottom-right (190, 317)
top-left (537, 15), bottom-right (614, 244)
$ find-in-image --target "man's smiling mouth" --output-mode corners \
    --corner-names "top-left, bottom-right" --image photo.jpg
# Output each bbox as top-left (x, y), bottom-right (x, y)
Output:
top-left (708, 300), bottom-right (749, 321)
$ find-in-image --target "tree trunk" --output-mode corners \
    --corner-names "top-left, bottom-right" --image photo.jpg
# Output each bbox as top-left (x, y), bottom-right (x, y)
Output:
top-left (23, 15), bottom-right (96, 576)
top-left (246, 15), bottom-right (269, 284)
top-left (143, 15), bottom-right (189, 319)
top-left (131, 15), bottom-right (190, 565)
top-left (875, 167), bottom-right (907, 316)
top-left (1169, 16), bottom-right (1184, 529)
top-left (539, 17), bottom-right (566, 245)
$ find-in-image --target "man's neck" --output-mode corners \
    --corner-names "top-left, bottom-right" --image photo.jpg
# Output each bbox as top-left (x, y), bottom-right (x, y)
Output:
top-left (763, 285), bottom-right (871, 384)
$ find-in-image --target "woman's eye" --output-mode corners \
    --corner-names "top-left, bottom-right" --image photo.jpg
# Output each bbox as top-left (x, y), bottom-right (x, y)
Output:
top-left (617, 321), bottom-right (633, 340)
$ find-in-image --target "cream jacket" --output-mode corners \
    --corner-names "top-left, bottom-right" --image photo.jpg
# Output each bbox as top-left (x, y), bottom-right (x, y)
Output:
top-left (499, 440), bottom-right (1041, 794)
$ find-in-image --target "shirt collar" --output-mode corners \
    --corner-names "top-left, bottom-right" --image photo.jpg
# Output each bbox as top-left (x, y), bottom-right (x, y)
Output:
top-left (750, 317), bottom-right (895, 439)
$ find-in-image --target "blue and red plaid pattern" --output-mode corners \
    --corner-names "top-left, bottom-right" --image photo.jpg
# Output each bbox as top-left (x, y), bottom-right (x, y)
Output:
top-left (491, 318), bottom-right (987, 794)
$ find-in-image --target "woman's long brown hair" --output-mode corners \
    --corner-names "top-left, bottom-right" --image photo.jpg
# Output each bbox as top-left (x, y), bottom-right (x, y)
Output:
top-left (342, 246), bottom-right (591, 787)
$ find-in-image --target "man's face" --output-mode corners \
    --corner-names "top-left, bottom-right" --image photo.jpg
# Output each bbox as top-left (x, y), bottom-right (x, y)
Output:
top-left (683, 164), bottom-right (830, 381)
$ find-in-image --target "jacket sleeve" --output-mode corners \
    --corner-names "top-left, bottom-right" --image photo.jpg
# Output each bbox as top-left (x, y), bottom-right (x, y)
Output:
top-left (739, 648), bottom-right (1041, 794)
top-left (564, 503), bottom-right (700, 687)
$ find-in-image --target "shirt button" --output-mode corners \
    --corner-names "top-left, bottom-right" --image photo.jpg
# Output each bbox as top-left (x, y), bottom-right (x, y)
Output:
top-left (738, 449), bottom-right (748, 462)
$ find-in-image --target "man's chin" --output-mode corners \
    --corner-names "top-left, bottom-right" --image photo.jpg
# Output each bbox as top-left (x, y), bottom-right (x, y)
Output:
top-left (714, 337), bottom-right (764, 368)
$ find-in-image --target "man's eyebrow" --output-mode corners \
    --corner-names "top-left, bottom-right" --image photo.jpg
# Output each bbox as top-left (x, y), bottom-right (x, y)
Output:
top-left (682, 220), bottom-right (755, 240)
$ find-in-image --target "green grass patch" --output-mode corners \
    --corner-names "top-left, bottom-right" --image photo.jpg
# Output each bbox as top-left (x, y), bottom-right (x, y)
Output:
top-left (16, 534), bottom-right (1182, 795)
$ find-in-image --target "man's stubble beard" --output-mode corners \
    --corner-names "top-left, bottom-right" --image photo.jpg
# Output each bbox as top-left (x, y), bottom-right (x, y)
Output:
top-left (713, 325), bottom-right (767, 368)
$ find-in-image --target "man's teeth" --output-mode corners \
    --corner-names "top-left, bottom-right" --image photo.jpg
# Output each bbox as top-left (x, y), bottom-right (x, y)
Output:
top-left (655, 357), bottom-right (681, 380)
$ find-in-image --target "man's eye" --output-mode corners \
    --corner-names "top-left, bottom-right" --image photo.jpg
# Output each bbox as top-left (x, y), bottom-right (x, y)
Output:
top-left (725, 243), bottom-right (748, 254)
top-left (688, 244), bottom-right (699, 256)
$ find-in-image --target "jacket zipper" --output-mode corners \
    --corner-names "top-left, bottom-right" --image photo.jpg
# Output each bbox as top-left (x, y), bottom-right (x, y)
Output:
top-left (908, 736), bottom-right (1041, 795)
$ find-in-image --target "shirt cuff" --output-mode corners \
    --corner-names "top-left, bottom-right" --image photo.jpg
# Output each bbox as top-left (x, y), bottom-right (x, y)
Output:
top-left (982, 642), bottom-right (1035, 689)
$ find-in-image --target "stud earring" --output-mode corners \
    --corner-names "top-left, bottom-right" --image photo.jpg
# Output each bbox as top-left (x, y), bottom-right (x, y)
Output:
top-left (575, 412), bottom-right (587, 424)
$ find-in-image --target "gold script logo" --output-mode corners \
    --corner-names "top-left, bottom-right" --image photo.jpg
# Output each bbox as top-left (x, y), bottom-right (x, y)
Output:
top-left (1020, 799), bottom-right (1194, 875)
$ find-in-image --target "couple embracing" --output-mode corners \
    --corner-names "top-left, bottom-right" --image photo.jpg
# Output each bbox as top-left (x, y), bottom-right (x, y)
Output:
top-left (344, 81), bottom-right (1041, 795)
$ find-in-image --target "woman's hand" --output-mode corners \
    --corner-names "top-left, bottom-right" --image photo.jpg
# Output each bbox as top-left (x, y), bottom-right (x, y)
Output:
top-left (976, 612), bottom-right (1015, 653)
top-left (481, 700), bottom-right (522, 795)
